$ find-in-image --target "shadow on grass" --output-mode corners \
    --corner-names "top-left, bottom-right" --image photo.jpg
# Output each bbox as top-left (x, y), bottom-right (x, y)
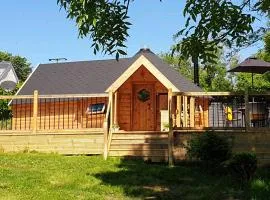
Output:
top-left (93, 158), bottom-right (248, 200)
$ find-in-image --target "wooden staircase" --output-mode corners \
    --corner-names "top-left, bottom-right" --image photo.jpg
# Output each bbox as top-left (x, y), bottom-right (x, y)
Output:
top-left (109, 131), bottom-right (169, 162)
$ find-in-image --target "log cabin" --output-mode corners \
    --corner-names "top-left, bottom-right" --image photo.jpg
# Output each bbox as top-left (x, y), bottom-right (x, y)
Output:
top-left (12, 48), bottom-right (208, 131)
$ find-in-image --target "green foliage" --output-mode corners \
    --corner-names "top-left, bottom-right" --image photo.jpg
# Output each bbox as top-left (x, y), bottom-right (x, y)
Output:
top-left (230, 33), bottom-right (270, 93)
top-left (159, 52), bottom-right (193, 80)
top-left (173, 0), bottom-right (257, 84)
top-left (0, 51), bottom-right (31, 82)
top-left (57, 0), bottom-right (269, 84)
top-left (0, 100), bottom-right (11, 120)
top-left (186, 132), bottom-right (232, 165)
top-left (161, 49), bottom-right (233, 91)
top-left (227, 153), bottom-right (257, 183)
top-left (251, 179), bottom-right (270, 200)
top-left (234, 72), bottom-right (270, 93)
top-left (264, 32), bottom-right (270, 55)
top-left (57, 0), bottom-right (134, 59)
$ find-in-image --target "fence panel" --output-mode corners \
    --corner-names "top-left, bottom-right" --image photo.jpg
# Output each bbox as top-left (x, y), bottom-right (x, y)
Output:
top-left (248, 94), bottom-right (270, 128)
top-left (36, 96), bottom-right (108, 130)
top-left (173, 93), bottom-right (247, 129)
top-left (0, 93), bottom-right (109, 132)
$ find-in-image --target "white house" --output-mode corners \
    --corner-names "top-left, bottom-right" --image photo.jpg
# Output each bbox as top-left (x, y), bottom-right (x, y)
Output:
top-left (0, 61), bottom-right (19, 91)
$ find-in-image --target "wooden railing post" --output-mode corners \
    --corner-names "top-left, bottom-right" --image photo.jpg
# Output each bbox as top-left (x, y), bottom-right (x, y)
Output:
top-left (190, 97), bottom-right (195, 127)
top-left (109, 91), bottom-right (113, 130)
top-left (168, 88), bottom-right (174, 166)
top-left (245, 92), bottom-right (250, 131)
top-left (103, 120), bottom-right (108, 160)
top-left (176, 95), bottom-right (182, 127)
top-left (32, 90), bottom-right (38, 133)
top-left (183, 96), bottom-right (188, 127)
top-left (113, 91), bottom-right (118, 127)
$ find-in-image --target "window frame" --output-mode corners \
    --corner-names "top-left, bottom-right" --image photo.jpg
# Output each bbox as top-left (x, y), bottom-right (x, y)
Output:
top-left (86, 103), bottom-right (106, 114)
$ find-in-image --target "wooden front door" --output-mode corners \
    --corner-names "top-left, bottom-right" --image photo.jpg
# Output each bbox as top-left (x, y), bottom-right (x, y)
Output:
top-left (132, 84), bottom-right (155, 131)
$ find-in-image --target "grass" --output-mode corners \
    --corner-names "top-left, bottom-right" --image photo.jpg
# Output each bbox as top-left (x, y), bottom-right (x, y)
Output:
top-left (0, 153), bottom-right (269, 200)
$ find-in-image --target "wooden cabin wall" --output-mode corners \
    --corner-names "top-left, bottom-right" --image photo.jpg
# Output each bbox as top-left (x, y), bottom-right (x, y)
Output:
top-left (12, 97), bottom-right (108, 130)
top-left (12, 103), bottom-right (33, 130)
top-left (117, 65), bottom-right (168, 131)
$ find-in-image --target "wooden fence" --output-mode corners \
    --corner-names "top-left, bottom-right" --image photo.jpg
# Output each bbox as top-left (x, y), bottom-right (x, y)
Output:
top-left (171, 92), bottom-right (270, 131)
top-left (0, 90), bottom-right (109, 133)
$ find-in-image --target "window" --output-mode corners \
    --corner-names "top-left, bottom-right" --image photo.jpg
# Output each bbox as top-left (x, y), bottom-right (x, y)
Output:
top-left (86, 103), bottom-right (106, 114)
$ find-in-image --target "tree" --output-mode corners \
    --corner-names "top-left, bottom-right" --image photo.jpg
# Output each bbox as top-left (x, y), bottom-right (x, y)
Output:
top-left (160, 49), bottom-right (233, 92)
top-left (57, 0), bottom-right (269, 84)
top-left (159, 52), bottom-right (193, 81)
top-left (0, 51), bottom-right (31, 82)
top-left (232, 32), bottom-right (270, 92)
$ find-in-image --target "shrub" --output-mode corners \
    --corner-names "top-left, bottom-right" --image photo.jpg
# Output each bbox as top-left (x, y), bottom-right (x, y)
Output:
top-left (186, 132), bottom-right (232, 166)
top-left (228, 153), bottom-right (257, 182)
top-left (251, 179), bottom-right (270, 200)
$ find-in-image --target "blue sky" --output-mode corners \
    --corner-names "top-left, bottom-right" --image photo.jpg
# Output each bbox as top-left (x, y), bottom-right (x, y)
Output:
top-left (0, 1), bottom-right (267, 68)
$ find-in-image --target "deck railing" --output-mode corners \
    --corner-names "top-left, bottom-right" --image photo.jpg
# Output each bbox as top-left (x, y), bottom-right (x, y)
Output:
top-left (0, 91), bottom-right (109, 132)
top-left (173, 92), bottom-right (270, 131)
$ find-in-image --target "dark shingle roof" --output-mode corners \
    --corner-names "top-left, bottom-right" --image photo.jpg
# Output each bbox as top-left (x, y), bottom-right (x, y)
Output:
top-left (18, 49), bottom-right (202, 95)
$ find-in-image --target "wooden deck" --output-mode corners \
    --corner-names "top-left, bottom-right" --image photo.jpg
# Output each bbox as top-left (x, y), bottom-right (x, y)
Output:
top-left (1, 91), bottom-right (270, 165)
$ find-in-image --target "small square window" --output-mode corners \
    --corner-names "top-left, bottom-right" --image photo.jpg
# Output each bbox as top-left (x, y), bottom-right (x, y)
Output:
top-left (86, 103), bottom-right (106, 114)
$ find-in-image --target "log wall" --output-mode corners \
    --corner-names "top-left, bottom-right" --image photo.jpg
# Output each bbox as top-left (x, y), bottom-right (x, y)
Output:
top-left (117, 65), bottom-right (168, 131)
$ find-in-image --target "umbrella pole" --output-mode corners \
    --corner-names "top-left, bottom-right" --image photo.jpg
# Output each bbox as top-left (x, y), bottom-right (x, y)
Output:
top-left (252, 73), bottom-right (254, 89)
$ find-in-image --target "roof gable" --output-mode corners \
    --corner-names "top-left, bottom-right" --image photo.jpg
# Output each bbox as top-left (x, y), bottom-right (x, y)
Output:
top-left (105, 55), bottom-right (179, 92)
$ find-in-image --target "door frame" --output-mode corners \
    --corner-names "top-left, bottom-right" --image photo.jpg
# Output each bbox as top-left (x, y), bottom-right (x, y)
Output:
top-left (131, 82), bottom-right (156, 131)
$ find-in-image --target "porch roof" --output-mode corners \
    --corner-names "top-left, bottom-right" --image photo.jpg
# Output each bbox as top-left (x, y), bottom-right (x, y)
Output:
top-left (17, 49), bottom-right (202, 95)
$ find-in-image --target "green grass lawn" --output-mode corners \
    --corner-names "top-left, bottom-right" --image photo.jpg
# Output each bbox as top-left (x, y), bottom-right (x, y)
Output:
top-left (0, 153), bottom-right (269, 200)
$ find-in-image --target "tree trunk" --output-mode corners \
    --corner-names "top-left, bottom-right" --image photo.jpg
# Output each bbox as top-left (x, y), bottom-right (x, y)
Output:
top-left (192, 56), bottom-right (199, 86)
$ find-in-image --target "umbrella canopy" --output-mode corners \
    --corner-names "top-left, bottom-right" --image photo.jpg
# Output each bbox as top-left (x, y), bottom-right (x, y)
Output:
top-left (228, 57), bottom-right (270, 74)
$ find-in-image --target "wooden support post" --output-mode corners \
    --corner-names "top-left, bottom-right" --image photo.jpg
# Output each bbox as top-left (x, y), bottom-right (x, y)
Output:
top-left (183, 96), bottom-right (188, 127)
top-left (103, 120), bottom-right (108, 160)
top-left (176, 96), bottom-right (182, 127)
top-left (32, 90), bottom-right (38, 133)
top-left (114, 91), bottom-right (118, 126)
top-left (190, 97), bottom-right (195, 127)
top-left (109, 91), bottom-right (113, 130)
top-left (245, 92), bottom-right (250, 131)
top-left (203, 98), bottom-right (209, 127)
top-left (168, 89), bottom-right (174, 166)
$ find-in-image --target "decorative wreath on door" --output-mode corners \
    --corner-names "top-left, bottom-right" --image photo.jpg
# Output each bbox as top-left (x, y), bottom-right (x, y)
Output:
top-left (137, 89), bottom-right (150, 102)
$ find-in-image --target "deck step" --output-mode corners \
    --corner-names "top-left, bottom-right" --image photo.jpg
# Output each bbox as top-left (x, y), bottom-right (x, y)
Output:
top-left (109, 132), bottom-right (169, 161)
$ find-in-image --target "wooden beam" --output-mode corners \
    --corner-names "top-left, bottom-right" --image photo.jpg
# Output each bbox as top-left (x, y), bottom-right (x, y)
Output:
top-left (109, 91), bottom-right (113, 130)
top-left (245, 92), bottom-right (251, 131)
top-left (168, 88), bottom-right (174, 166)
top-left (103, 120), bottom-right (108, 160)
top-left (114, 91), bottom-right (118, 126)
top-left (0, 95), bottom-right (33, 100)
top-left (189, 97), bottom-right (195, 127)
top-left (176, 96), bottom-right (182, 127)
top-left (183, 96), bottom-right (188, 127)
top-left (203, 98), bottom-right (209, 127)
top-left (38, 93), bottom-right (108, 99)
top-left (32, 90), bottom-right (38, 134)
top-left (173, 92), bottom-right (242, 96)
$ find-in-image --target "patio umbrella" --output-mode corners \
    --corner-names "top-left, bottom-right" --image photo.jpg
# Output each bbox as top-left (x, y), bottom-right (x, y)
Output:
top-left (228, 57), bottom-right (270, 87)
